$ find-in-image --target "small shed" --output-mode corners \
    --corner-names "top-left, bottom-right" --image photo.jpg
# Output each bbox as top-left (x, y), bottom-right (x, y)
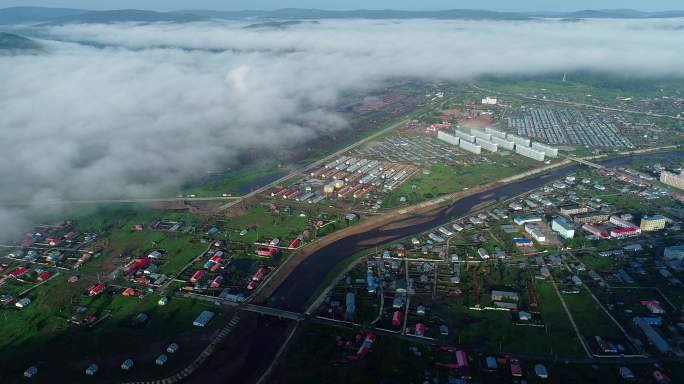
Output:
top-left (15, 298), bottom-right (31, 309)
top-left (193, 310), bottom-right (215, 327)
top-left (121, 359), bottom-right (134, 370)
top-left (619, 366), bottom-right (634, 380)
top-left (535, 364), bottom-right (548, 379)
top-left (85, 364), bottom-right (99, 376)
top-left (156, 354), bottom-right (168, 366)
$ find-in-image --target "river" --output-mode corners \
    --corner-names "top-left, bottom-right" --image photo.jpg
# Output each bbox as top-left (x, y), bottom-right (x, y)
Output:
top-left (192, 150), bottom-right (683, 383)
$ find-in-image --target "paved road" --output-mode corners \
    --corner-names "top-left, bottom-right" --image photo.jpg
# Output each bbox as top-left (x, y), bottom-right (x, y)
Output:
top-left (0, 196), bottom-right (240, 207)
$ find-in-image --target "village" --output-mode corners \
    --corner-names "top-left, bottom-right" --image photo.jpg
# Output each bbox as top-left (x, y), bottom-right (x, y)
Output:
top-left (300, 157), bottom-right (684, 382)
top-left (0, 83), bottom-right (683, 383)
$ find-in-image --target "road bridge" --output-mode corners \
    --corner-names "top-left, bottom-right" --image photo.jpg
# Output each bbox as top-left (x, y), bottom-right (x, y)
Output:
top-left (565, 156), bottom-right (608, 170)
top-left (239, 304), bottom-right (305, 321)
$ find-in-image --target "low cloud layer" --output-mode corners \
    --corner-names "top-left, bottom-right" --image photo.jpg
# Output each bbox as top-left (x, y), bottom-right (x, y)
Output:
top-left (1, 18), bottom-right (684, 238)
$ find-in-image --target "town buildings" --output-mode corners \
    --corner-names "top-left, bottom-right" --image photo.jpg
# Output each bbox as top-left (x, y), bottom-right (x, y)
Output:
top-left (640, 215), bottom-right (666, 232)
top-left (551, 216), bottom-right (575, 239)
top-left (574, 212), bottom-right (609, 224)
top-left (660, 170), bottom-right (684, 190)
top-left (559, 204), bottom-right (589, 216)
top-left (524, 224), bottom-right (546, 243)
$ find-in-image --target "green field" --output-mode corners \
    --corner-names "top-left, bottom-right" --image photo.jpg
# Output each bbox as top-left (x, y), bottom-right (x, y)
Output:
top-left (275, 323), bottom-right (433, 384)
top-left (181, 163), bottom-right (286, 197)
top-left (562, 288), bottom-right (623, 341)
top-left (427, 276), bottom-right (584, 357)
top-left (0, 273), bottom-right (231, 383)
top-left (219, 203), bottom-right (352, 247)
top-left (72, 209), bottom-right (207, 276)
top-left (384, 154), bottom-right (540, 207)
top-left (533, 280), bottom-right (586, 357)
top-left (276, 322), bottom-right (664, 384)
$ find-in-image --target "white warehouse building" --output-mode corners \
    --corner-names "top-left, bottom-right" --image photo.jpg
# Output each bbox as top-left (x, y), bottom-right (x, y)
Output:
top-left (551, 216), bottom-right (575, 239)
top-left (470, 129), bottom-right (492, 141)
top-left (525, 224), bottom-right (547, 243)
top-left (516, 145), bottom-right (545, 161)
top-left (531, 142), bottom-right (559, 158)
top-left (507, 133), bottom-right (531, 147)
top-left (454, 131), bottom-right (476, 143)
top-left (459, 140), bottom-right (482, 154)
top-left (490, 136), bottom-right (516, 150)
top-left (485, 127), bottom-right (507, 139)
top-left (476, 137), bottom-right (498, 152)
top-left (437, 131), bottom-right (460, 146)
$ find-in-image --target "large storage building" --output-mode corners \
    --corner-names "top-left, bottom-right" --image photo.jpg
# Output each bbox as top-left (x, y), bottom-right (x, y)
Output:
top-left (531, 142), bottom-right (559, 158)
top-left (515, 145), bottom-right (545, 161)
top-left (476, 137), bottom-right (498, 152)
top-left (506, 133), bottom-right (531, 147)
top-left (490, 136), bottom-right (515, 150)
top-left (485, 127), bottom-right (507, 139)
top-left (437, 131), bottom-right (460, 146)
top-left (552, 216), bottom-right (575, 239)
top-left (633, 317), bottom-right (671, 354)
top-left (459, 140), bottom-right (482, 155)
top-left (471, 129), bottom-right (491, 141)
top-left (454, 131), bottom-right (476, 143)
top-left (525, 224), bottom-right (546, 243)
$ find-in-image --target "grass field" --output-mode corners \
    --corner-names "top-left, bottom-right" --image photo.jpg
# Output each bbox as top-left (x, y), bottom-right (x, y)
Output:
top-left (181, 163), bottom-right (287, 197)
top-left (276, 322), bottom-right (665, 384)
top-left (384, 154), bottom-right (540, 207)
top-left (222, 204), bottom-right (310, 242)
top-left (533, 280), bottom-right (587, 357)
top-left (0, 272), bottom-right (231, 383)
top-left (562, 288), bottom-right (623, 342)
top-left (275, 323), bottom-right (433, 384)
top-left (74, 211), bottom-right (207, 276)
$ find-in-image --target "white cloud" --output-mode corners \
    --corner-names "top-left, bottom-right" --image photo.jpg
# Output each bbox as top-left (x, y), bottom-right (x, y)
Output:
top-left (0, 18), bottom-right (683, 238)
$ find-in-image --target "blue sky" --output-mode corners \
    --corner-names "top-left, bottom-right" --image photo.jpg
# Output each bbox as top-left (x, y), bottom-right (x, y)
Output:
top-left (0, 0), bottom-right (682, 12)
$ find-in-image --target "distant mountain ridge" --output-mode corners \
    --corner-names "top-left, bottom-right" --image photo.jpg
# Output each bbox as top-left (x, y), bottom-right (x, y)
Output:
top-left (41, 9), bottom-right (204, 25)
top-left (0, 32), bottom-right (42, 52)
top-left (179, 8), bottom-right (531, 20)
top-left (1, 6), bottom-right (684, 25)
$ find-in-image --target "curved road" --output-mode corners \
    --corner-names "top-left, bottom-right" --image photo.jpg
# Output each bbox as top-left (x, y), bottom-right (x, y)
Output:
top-left (190, 150), bottom-right (684, 384)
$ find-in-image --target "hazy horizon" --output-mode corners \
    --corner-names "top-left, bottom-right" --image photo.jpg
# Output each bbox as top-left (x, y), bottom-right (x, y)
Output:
top-left (0, 0), bottom-right (683, 12)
